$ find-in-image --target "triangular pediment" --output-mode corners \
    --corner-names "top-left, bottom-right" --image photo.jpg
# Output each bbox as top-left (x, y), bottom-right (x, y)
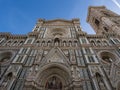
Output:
top-left (48, 52), bottom-right (63, 63)
top-left (40, 47), bottom-right (70, 67)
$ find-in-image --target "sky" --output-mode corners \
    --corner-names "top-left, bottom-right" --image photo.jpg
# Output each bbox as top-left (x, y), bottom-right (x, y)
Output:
top-left (0, 0), bottom-right (120, 34)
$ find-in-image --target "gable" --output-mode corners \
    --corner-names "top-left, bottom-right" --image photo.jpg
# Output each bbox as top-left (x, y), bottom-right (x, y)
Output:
top-left (48, 52), bottom-right (64, 63)
top-left (40, 47), bottom-right (70, 67)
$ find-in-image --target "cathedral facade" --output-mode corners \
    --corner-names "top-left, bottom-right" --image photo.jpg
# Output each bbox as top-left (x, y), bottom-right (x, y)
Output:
top-left (0, 6), bottom-right (120, 90)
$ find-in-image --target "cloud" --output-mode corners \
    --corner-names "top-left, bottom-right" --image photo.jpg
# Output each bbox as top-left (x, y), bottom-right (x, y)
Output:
top-left (112, 0), bottom-right (120, 9)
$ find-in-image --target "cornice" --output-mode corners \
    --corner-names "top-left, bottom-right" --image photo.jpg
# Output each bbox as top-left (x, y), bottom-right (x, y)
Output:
top-left (37, 18), bottom-right (80, 24)
top-left (0, 32), bottom-right (27, 39)
top-left (86, 34), bottom-right (105, 38)
top-left (28, 32), bottom-right (39, 38)
top-left (9, 34), bottom-right (27, 39)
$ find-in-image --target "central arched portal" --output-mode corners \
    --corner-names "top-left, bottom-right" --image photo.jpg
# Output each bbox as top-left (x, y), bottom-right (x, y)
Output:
top-left (36, 63), bottom-right (72, 90)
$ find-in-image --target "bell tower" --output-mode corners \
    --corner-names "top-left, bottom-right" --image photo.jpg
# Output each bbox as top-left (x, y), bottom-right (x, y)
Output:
top-left (87, 6), bottom-right (120, 35)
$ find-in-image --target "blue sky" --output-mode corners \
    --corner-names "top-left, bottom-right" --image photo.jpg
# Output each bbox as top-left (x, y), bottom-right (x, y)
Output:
top-left (0, 0), bottom-right (120, 34)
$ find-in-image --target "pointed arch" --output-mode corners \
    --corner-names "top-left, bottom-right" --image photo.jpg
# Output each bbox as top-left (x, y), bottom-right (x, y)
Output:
top-left (95, 72), bottom-right (107, 90)
top-left (94, 19), bottom-right (100, 27)
top-left (35, 63), bottom-right (72, 90)
top-left (90, 40), bottom-right (96, 46)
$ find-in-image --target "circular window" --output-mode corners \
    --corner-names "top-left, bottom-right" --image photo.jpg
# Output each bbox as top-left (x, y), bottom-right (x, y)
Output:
top-left (102, 56), bottom-right (112, 63)
top-left (52, 28), bottom-right (65, 38)
top-left (0, 52), bottom-right (12, 63)
top-left (100, 52), bottom-right (116, 63)
top-left (45, 28), bottom-right (71, 38)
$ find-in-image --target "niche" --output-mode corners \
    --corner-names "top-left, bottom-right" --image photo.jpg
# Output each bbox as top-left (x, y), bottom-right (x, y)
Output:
top-left (95, 19), bottom-right (100, 27)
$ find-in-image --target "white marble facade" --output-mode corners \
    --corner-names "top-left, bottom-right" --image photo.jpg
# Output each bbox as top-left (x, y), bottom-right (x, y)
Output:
top-left (0, 6), bottom-right (120, 90)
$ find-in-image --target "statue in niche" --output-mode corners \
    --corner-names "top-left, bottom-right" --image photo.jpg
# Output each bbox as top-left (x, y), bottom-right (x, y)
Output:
top-left (45, 76), bottom-right (62, 90)
top-left (2, 72), bottom-right (13, 88)
top-left (95, 72), bottom-right (106, 90)
top-left (102, 57), bottom-right (113, 75)
top-left (71, 67), bottom-right (80, 81)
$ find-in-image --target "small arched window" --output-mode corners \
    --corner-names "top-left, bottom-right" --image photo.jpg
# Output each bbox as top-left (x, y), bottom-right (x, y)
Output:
top-left (36, 40), bottom-right (40, 46)
top-left (36, 41), bottom-right (40, 43)
top-left (97, 40), bottom-right (101, 46)
top-left (91, 40), bottom-right (96, 46)
top-left (74, 41), bottom-right (78, 46)
top-left (13, 41), bottom-right (18, 46)
top-left (47, 41), bottom-right (51, 46)
top-left (103, 40), bottom-right (108, 46)
top-left (6, 40), bottom-right (12, 46)
top-left (54, 38), bottom-right (60, 43)
top-left (54, 38), bottom-right (60, 46)
top-left (14, 41), bottom-right (17, 43)
top-left (42, 41), bottom-right (45, 46)
top-left (69, 41), bottom-right (72, 46)
top-left (95, 72), bottom-right (102, 83)
top-left (8, 41), bottom-right (11, 43)
top-left (103, 27), bottom-right (109, 32)
top-left (95, 19), bottom-right (100, 27)
top-left (19, 41), bottom-right (24, 45)
top-left (6, 72), bottom-right (13, 80)
top-left (63, 41), bottom-right (66, 46)
top-left (0, 39), bottom-right (5, 45)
